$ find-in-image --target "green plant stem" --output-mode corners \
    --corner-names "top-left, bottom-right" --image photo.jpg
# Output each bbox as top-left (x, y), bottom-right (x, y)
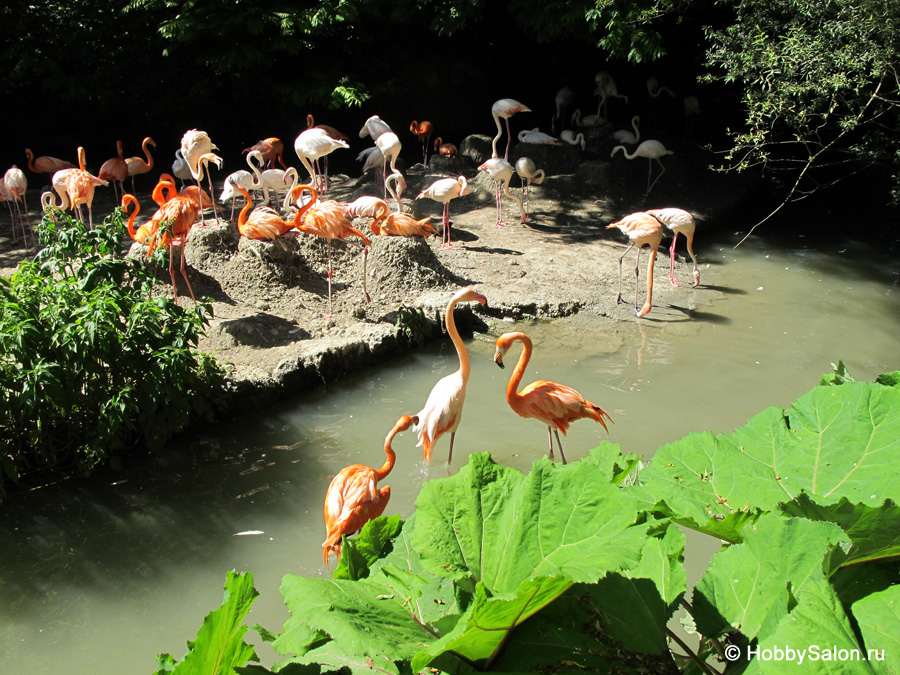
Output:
top-left (666, 627), bottom-right (720, 675)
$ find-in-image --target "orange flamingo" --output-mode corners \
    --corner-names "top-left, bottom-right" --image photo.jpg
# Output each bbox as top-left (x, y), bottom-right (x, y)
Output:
top-left (416, 176), bottom-right (470, 249)
top-left (410, 120), bottom-right (433, 164)
top-left (236, 184), bottom-right (315, 241)
top-left (322, 414), bottom-right (417, 567)
top-left (64, 147), bottom-right (109, 227)
top-left (144, 192), bottom-right (201, 305)
top-left (415, 287), bottom-right (488, 465)
top-left (99, 140), bottom-right (129, 203)
top-left (372, 205), bottom-right (436, 238)
top-left (242, 137), bottom-right (286, 170)
top-left (25, 149), bottom-right (75, 175)
top-left (493, 331), bottom-right (612, 464)
top-left (606, 212), bottom-right (664, 318)
top-left (295, 197), bottom-right (371, 316)
top-left (646, 208), bottom-right (700, 287)
top-left (124, 137), bottom-right (156, 193)
top-left (491, 98), bottom-right (531, 160)
top-left (434, 137), bottom-right (457, 158)
top-left (121, 193), bottom-right (156, 245)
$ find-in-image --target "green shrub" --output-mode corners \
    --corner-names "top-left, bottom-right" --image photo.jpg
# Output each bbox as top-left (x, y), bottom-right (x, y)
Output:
top-left (0, 207), bottom-right (224, 494)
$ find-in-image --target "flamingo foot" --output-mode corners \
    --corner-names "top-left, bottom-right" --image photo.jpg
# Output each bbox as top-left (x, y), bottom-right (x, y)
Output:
top-left (495, 219), bottom-right (507, 228)
top-left (669, 275), bottom-right (681, 287)
top-left (441, 242), bottom-right (455, 249)
top-left (615, 293), bottom-right (628, 306)
top-left (693, 272), bottom-right (701, 287)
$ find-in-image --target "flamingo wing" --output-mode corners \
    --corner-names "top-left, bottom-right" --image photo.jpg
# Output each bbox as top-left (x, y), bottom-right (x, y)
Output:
top-left (415, 371), bottom-right (466, 462)
top-left (517, 380), bottom-right (611, 434)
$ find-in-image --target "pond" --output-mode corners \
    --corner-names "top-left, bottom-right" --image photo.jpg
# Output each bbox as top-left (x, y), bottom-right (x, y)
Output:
top-left (2, 220), bottom-right (898, 673)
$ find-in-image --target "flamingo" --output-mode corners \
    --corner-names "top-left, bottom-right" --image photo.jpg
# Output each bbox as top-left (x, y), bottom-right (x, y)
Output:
top-left (307, 115), bottom-right (349, 191)
top-left (246, 150), bottom-right (298, 206)
top-left (514, 157), bottom-right (544, 217)
top-left (410, 120), bottom-right (433, 164)
top-left (560, 130), bottom-right (586, 150)
top-left (373, 207), bottom-right (436, 238)
top-left (414, 287), bottom-right (488, 465)
top-left (124, 137), bottom-right (156, 193)
top-left (647, 76), bottom-right (675, 99)
top-left (491, 98), bottom-right (531, 160)
top-left (242, 137), bottom-right (286, 169)
top-left (322, 414), bottom-right (417, 567)
top-left (50, 168), bottom-right (76, 211)
top-left (294, 127), bottom-right (349, 194)
top-left (219, 170), bottom-right (259, 222)
top-left (416, 176), bottom-right (470, 249)
top-left (374, 131), bottom-right (402, 199)
top-left (493, 331), bottom-right (612, 464)
top-left (190, 152), bottom-right (224, 224)
top-left (359, 115), bottom-right (392, 141)
top-left (121, 192), bottom-right (156, 246)
top-left (4, 166), bottom-right (31, 246)
top-left (99, 140), bottom-right (129, 203)
top-left (478, 157), bottom-right (525, 227)
top-left (594, 71), bottom-right (628, 118)
top-left (345, 195), bottom-right (388, 223)
top-left (606, 211), bottom-right (665, 318)
top-left (434, 137), bottom-right (457, 158)
top-left (647, 207), bottom-right (700, 287)
top-left (295, 196), bottom-right (371, 316)
top-left (64, 147), bottom-right (109, 227)
top-left (385, 170), bottom-right (406, 211)
top-left (612, 116), bottom-right (641, 145)
top-left (571, 108), bottom-right (604, 128)
top-left (552, 86), bottom-right (575, 134)
top-left (180, 130), bottom-right (221, 223)
top-left (171, 149), bottom-right (192, 187)
top-left (518, 128), bottom-right (563, 146)
top-left (684, 96), bottom-right (701, 139)
top-left (610, 140), bottom-right (674, 196)
top-left (25, 149), bottom-right (75, 175)
top-left (236, 184), bottom-right (315, 241)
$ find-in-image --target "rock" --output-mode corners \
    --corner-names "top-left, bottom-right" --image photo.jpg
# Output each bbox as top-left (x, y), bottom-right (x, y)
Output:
top-left (460, 134), bottom-right (493, 166)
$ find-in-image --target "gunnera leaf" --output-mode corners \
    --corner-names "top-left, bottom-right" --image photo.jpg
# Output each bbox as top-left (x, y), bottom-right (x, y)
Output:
top-left (332, 514), bottom-right (403, 580)
top-left (852, 585), bottom-right (900, 675)
top-left (634, 381), bottom-right (900, 540)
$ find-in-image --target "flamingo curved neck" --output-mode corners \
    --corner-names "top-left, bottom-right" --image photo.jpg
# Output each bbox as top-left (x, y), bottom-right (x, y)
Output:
top-left (375, 431), bottom-right (400, 481)
top-left (505, 333), bottom-right (533, 404)
top-left (445, 295), bottom-right (470, 381)
top-left (491, 112), bottom-right (503, 158)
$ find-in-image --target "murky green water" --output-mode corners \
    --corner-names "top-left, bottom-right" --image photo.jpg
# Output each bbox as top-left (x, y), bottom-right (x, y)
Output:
top-left (2, 225), bottom-right (899, 673)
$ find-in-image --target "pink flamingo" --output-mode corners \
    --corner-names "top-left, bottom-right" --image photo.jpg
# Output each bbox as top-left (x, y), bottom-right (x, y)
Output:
top-left (124, 137), bottom-right (156, 193)
top-left (647, 208), bottom-right (700, 287)
top-left (4, 166), bottom-right (31, 246)
top-left (491, 98), bottom-right (531, 160)
top-left (25, 149), bottom-right (75, 175)
top-left (64, 147), bottom-right (109, 227)
top-left (416, 176), bottom-right (470, 249)
top-left (294, 127), bottom-right (349, 194)
top-left (606, 212), bottom-right (665, 318)
top-left (99, 140), bottom-right (129, 203)
top-left (478, 157), bottom-right (525, 226)
top-left (415, 287), bottom-right (488, 465)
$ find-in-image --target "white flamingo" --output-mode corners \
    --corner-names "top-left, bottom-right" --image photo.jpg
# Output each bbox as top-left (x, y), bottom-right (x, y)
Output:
top-left (478, 158), bottom-right (525, 227)
top-left (610, 139), bottom-right (674, 196)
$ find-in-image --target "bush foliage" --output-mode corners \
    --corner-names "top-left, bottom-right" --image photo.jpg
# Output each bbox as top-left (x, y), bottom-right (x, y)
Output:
top-left (0, 208), bottom-right (224, 494)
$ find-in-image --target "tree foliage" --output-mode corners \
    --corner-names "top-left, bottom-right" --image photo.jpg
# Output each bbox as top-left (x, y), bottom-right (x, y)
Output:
top-left (703, 0), bottom-right (900, 230)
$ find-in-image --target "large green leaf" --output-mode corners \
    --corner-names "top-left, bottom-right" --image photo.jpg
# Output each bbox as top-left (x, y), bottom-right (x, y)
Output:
top-left (741, 578), bottom-right (876, 674)
top-left (852, 585), bottom-right (900, 675)
top-left (693, 517), bottom-right (849, 641)
top-left (781, 495), bottom-right (900, 566)
top-left (332, 514), bottom-right (403, 581)
top-left (634, 382), bottom-right (900, 539)
top-left (411, 452), bottom-right (649, 593)
top-left (155, 570), bottom-right (259, 675)
top-left (589, 523), bottom-right (687, 654)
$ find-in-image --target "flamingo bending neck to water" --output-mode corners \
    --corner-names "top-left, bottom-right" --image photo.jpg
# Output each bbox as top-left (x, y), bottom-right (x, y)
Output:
top-left (606, 212), bottom-right (664, 318)
top-left (493, 331), bottom-right (612, 464)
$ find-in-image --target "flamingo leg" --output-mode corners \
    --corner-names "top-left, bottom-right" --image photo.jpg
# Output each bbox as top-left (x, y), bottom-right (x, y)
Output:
top-left (360, 246), bottom-right (371, 303)
top-left (669, 234), bottom-right (680, 286)
top-left (180, 240), bottom-right (196, 303)
top-left (441, 203), bottom-right (453, 249)
top-left (494, 182), bottom-right (506, 228)
top-left (633, 246), bottom-right (643, 315)
top-left (686, 234), bottom-right (700, 286)
top-left (324, 240), bottom-right (334, 318)
top-left (647, 158), bottom-right (667, 195)
top-left (447, 431), bottom-right (456, 466)
top-left (552, 428), bottom-right (568, 464)
top-left (168, 243), bottom-right (180, 306)
top-left (637, 245), bottom-right (656, 318)
top-left (616, 243), bottom-right (634, 305)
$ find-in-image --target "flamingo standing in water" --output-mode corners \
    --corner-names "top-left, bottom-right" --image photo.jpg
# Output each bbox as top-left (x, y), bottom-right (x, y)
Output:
top-left (415, 286), bottom-right (488, 465)
top-left (416, 176), bottom-right (470, 248)
top-left (410, 120), bottom-right (433, 164)
top-left (295, 195), bottom-right (371, 316)
top-left (236, 184), bottom-right (315, 241)
top-left (606, 211), bottom-right (664, 318)
top-left (294, 127), bottom-right (349, 194)
top-left (647, 207), bottom-right (700, 287)
top-left (124, 137), bottom-right (156, 194)
top-left (322, 414), bottom-right (417, 567)
top-left (514, 157), bottom-right (544, 218)
top-left (99, 140), bottom-right (129, 203)
top-left (25, 149), bottom-right (75, 175)
top-left (610, 139), bottom-right (674, 196)
top-left (64, 147), bottom-right (109, 227)
top-left (491, 98), bottom-right (531, 160)
top-left (493, 331), bottom-right (612, 464)
top-left (478, 157), bottom-right (525, 227)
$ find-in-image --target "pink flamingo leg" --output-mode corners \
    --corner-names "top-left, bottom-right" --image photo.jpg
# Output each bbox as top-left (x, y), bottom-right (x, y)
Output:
top-left (669, 235), bottom-right (680, 286)
top-left (441, 203), bottom-right (454, 249)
